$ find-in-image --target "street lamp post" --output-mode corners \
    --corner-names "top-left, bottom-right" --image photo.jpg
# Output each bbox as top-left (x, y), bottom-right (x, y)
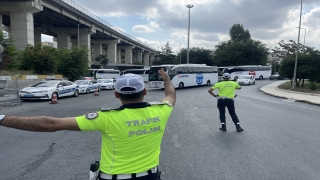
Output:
top-left (292, 0), bottom-right (303, 90)
top-left (186, 4), bottom-right (193, 64)
top-left (179, 43), bottom-right (182, 64)
top-left (297, 27), bottom-right (306, 49)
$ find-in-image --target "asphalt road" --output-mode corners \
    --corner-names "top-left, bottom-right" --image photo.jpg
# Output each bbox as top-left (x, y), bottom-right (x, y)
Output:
top-left (0, 80), bottom-right (320, 180)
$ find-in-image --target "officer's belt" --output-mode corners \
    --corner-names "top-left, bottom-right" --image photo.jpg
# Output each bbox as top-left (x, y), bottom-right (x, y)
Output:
top-left (218, 96), bottom-right (234, 100)
top-left (99, 166), bottom-right (157, 180)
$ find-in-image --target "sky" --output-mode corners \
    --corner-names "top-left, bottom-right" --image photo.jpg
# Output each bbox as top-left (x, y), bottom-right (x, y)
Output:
top-left (42, 0), bottom-right (320, 54)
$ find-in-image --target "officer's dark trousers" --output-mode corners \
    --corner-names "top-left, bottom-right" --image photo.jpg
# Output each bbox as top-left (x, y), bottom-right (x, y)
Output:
top-left (217, 99), bottom-right (239, 125)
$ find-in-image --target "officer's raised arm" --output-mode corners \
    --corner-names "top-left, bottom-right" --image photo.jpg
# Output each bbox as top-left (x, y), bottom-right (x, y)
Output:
top-left (0, 116), bottom-right (80, 132)
top-left (158, 68), bottom-right (176, 106)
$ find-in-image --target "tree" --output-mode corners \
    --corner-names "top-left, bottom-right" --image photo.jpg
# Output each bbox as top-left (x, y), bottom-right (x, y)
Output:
top-left (95, 54), bottom-right (108, 68)
top-left (214, 24), bottom-right (269, 67)
top-left (18, 43), bottom-right (58, 74)
top-left (271, 40), bottom-right (314, 60)
top-left (0, 31), bottom-right (17, 70)
top-left (279, 51), bottom-right (320, 87)
top-left (176, 47), bottom-right (214, 65)
top-left (229, 24), bottom-right (251, 42)
top-left (153, 42), bottom-right (176, 65)
top-left (57, 46), bottom-right (89, 81)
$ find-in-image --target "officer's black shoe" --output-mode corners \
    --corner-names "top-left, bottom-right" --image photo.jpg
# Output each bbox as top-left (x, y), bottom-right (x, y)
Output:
top-left (236, 124), bottom-right (244, 132)
top-left (219, 124), bottom-right (226, 131)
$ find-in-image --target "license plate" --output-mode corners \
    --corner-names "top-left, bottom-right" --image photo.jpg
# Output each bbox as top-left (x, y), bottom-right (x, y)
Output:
top-left (24, 94), bottom-right (34, 97)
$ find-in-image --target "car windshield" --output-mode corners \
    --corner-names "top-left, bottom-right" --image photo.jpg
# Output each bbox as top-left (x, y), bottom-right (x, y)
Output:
top-left (74, 80), bottom-right (89, 85)
top-left (31, 81), bottom-right (58, 87)
top-left (239, 76), bottom-right (250, 79)
top-left (98, 79), bottom-right (113, 83)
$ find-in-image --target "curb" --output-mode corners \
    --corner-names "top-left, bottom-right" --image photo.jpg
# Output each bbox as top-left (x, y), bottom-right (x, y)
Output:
top-left (260, 89), bottom-right (320, 106)
top-left (260, 83), bottom-right (320, 106)
top-left (275, 86), bottom-right (320, 97)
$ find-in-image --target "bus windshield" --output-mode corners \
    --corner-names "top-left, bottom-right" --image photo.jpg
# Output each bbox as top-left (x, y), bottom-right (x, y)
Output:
top-left (149, 67), bottom-right (167, 81)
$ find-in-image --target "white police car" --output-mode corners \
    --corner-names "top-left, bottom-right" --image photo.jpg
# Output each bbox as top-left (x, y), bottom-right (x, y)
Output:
top-left (96, 79), bottom-right (116, 90)
top-left (19, 80), bottom-right (80, 100)
top-left (236, 75), bottom-right (255, 85)
top-left (74, 80), bottom-right (101, 94)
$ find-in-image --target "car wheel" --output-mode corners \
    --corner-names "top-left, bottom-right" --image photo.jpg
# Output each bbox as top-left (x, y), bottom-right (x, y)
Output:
top-left (259, 76), bottom-right (263, 80)
top-left (98, 87), bottom-right (101, 92)
top-left (113, 86), bottom-right (115, 90)
top-left (207, 80), bottom-right (211, 86)
top-left (253, 81), bottom-right (255, 84)
top-left (86, 89), bottom-right (90, 94)
top-left (270, 78), bottom-right (273, 80)
top-left (73, 90), bottom-right (79, 97)
top-left (179, 82), bottom-right (184, 89)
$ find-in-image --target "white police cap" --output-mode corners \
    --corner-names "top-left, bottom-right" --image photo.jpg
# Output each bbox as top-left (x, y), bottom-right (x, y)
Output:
top-left (115, 74), bottom-right (145, 94)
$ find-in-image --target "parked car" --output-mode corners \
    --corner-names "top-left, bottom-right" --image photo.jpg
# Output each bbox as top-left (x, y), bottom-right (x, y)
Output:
top-left (97, 79), bottom-right (116, 90)
top-left (236, 75), bottom-right (255, 85)
top-left (74, 80), bottom-right (101, 94)
top-left (269, 73), bottom-right (284, 80)
top-left (19, 80), bottom-right (79, 100)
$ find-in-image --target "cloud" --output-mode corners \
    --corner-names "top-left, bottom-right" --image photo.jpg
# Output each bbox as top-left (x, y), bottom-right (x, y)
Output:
top-left (69, 0), bottom-right (320, 50)
top-left (132, 25), bottom-right (155, 33)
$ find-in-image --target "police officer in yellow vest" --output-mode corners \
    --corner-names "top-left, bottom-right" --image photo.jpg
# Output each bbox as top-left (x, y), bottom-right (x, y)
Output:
top-left (0, 68), bottom-right (176, 180)
top-left (207, 73), bottom-right (244, 132)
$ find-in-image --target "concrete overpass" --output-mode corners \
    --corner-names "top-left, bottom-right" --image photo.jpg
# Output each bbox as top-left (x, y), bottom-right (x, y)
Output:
top-left (0, 0), bottom-right (158, 67)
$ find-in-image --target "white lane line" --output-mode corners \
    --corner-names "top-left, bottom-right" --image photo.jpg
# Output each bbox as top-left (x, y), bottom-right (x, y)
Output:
top-left (237, 94), bottom-right (320, 112)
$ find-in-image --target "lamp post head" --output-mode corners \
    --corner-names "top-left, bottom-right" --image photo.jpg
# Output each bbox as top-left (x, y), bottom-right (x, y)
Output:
top-left (186, 4), bottom-right (193, 8)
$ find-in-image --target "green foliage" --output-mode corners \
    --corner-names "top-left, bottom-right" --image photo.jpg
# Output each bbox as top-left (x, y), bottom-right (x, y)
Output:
top-left (279, 51), bottom-right (320, 87)
top-left (95, 54), bottom-right (108, 66)
top-left (19, 43), bottom-right (58, 74)
top-left (57, 46), bottom-right (89, 81)
top-left (214, 38), bottom-right (269, 66)
top-left (229, 24), bottom-right (251, 42)
top-left (309, 81), bottom-right (317, 90)
top-left (153, 42), bottom-right (176, 65)
top-left (177, 47), bottom-right (214, 65)
top-left (271, 40), bottom-right (314, 60)
top-left (0, 31), bottom-right (18, 70)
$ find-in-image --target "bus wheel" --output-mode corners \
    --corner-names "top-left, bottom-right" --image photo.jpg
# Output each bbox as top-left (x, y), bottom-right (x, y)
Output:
top-left (259, 76), bottom-right (263, 80)
top-left (179, 83), bottom-right (184, 89)
top-left (207, 80), bottom-right (211, 86)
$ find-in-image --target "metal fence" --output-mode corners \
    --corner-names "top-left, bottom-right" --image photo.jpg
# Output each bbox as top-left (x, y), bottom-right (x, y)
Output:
top-left (0, 76), bottom-right (21, 108)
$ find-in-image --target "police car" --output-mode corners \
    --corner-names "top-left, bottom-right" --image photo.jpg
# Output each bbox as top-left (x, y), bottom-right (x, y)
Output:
top-left (74, 80), bottom-right (101, 94)
top-left (19, 80), bottom-right (80, 100)
top-left (96, 79), bottom-right (116, 90)
top-left (236, 75), bottom-right (255, 85)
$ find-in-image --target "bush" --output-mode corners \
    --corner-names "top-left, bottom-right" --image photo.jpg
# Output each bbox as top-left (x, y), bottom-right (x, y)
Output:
top-left (309, 81), bottom-right (317, 90)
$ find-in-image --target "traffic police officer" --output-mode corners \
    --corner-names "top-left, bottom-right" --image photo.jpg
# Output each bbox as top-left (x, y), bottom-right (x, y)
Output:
top-left (0, 68), bottom-right (176, 180)
top-left (207, 73), bottom-right (244, 132)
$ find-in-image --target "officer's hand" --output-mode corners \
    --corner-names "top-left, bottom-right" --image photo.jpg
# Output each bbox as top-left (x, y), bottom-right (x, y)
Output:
top-left (158, 68), bottom-right (169, 80)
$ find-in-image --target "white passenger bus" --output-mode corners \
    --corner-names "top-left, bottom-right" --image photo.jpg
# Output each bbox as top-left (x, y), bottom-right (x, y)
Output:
top-left (148, 64), bottom-right (218, 89)
top-left (223, 65), bottom-right (272, 80)
top-left (122, 68), bottom-right (150, 83)
top-left (218, 67), bottom-right (227, 82)
top-left (95, 69), bottom-right (120, 79)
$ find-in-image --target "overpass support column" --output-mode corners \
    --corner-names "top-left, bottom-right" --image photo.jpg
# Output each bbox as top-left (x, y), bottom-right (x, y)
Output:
top-left (117, 49), bottom-right (122, 63)
top-left (106, 39), bottom-right (120, 63)
top-left (79, 28), bottom-right (96, 67)
top-left (34, 31), bottom-right (41, 45)
top-left (92, 43), bottom-right (103, 65)
top-left (57, 32), bottom-right (71, 49)
top-left (0, 1), bottom-right (43, 50)
top-left (124, 46), bottom-right (135, 64)
top-left (150, 54), bottom-right (155, 66)
top-left (137, 50), bottom-right (143, 63)
top-left (143, 52), bottom-right (150, 66)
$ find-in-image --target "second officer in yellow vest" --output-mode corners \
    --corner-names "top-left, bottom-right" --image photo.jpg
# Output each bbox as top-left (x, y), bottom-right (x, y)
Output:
top-left (208, 73), bottom-right (244, 132)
